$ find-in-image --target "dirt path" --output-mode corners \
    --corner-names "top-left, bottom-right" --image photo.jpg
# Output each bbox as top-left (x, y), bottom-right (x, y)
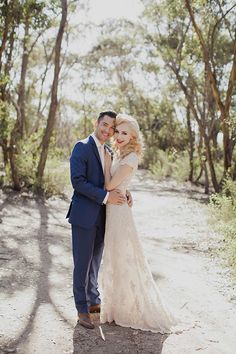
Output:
top-left (1, 171), bottom-right (236, 354)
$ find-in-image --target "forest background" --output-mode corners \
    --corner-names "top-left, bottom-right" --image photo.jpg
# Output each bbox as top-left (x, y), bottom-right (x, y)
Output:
top-left (0, 0), bottom-right (236, 266)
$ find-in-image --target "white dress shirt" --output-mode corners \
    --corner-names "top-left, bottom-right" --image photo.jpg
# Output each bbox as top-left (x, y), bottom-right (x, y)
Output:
top-left (91, 133), bottom-right (109, 204)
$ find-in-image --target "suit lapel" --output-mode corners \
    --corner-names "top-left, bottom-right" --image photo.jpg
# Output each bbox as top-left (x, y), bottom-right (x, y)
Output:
top-left (89, 135), bottom-right (103, 172)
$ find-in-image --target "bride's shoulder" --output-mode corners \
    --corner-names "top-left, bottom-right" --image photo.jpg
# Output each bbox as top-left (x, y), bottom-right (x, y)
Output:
top-left (125, 152), bottom-right (138, 160)
top-left (120, 152), bottom-right (139, 168)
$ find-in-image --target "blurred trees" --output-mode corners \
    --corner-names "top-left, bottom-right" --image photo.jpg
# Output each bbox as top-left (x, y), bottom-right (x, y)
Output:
top-left (142, 0), bottom-right (236, 191)
top-left (0, 0), bottom-right (235, 194)
top-left (36, 0), bottom-right (67, 189)
top-left (74, 19), bottom-right (189, 167)
top-left (0, 0), bottom-right (68, 192)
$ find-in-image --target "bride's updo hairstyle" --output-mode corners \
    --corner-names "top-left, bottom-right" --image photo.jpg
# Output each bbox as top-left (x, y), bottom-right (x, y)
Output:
top-left (114, 113), bottom-right (143, 159)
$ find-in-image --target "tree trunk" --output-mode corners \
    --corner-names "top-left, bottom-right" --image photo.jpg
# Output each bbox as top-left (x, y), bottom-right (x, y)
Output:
top-left (9, 130), bottom-right (21, 191)
top-left (17, 16), bottom-right (30, 137)
top-left (1, 143), bottom-right (8, 166)
top-left (203, 160), bottom-right (209, 194)
top-left (210, 120), bottom-right (219, 159)
top-left (0, 104), bottom-right (9, 167)
top-left (222, 118), bottom-right (232, 176)
top-left (204, 134), bottom-right (219, 192)
top-left (36, 0), bottom-right (67, 187)
top-left (0, 0), bottom-right (9, 73)
top-left (232, 161), bottom-right (236, 180)
top-left (186, 104), bottom-right (194, 182)
top-left (171, 66), bottom-right (219, 189)
top-left (0, 20), bottom-right (17, 177)
top-left (195, 134), bottom-right (204, 184)
top-left (185, 0), bottom-right (236, 175)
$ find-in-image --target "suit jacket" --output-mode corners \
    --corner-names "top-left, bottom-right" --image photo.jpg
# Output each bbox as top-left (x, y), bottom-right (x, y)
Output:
top-left (66, 135), bottom-right (108, 229)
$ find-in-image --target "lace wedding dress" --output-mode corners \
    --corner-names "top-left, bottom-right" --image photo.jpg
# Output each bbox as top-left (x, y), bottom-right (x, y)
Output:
top-left (100, 152), bottom-right (176, 333)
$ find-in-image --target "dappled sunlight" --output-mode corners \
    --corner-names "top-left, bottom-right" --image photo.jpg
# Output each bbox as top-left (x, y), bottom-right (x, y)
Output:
top-left (0, 195), bottom-right (74, 352)
top-left (1, 288), bottom-right (37, 342)
top-left (1, 175), bottom-right (236, 353)
top-left (1, 0), bottom-right (236, 352)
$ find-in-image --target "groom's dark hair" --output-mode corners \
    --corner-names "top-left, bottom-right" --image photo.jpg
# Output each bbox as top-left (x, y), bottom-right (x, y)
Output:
top-left (97, 110), bottom-right (117, 122)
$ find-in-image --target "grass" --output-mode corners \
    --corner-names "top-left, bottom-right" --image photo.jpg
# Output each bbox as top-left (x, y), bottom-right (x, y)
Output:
top-left (209, 179), bottom-right (236, 270)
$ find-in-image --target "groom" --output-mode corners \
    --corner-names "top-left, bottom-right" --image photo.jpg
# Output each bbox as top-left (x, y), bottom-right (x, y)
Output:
top-left (67, 111), bottom-right (128, 329)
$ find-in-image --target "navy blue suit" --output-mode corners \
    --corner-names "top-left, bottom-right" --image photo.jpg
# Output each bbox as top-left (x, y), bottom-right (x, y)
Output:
top-left (67, 135), bottom-right (108, 313)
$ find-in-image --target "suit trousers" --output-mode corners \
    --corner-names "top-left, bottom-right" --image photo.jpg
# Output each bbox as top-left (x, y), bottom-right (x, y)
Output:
top-left (71, 205), bottom-right (105, 313)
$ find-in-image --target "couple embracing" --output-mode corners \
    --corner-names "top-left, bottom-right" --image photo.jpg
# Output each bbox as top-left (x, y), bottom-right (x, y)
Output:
top-left (67, 111), bottom-right (176, 333)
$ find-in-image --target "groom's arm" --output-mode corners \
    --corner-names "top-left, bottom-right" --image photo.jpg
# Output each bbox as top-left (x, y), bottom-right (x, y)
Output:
top-left (70, 142), bottom-right (106, 204)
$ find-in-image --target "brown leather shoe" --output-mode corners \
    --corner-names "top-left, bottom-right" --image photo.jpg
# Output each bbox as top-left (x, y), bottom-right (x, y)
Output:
top-left (78, 313), bottom-right (95, 329)
top-left (89, 304), bottom-right (100, 313)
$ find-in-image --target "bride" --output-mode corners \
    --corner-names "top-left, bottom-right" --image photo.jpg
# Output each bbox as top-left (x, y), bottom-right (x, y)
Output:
top-left (100, 113), bottom-right (176, 333)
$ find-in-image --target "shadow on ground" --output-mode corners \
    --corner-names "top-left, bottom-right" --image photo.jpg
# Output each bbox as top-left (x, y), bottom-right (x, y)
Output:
top-left (1, 192), bottom-right (168, 354)
top-left (0, 194), bottom-right (72, 352)
top-left (73, 316), bottom-right (168, 354)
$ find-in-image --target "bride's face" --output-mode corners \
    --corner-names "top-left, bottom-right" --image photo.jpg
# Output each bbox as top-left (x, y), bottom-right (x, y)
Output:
top-left (114, 123), bottom-right (133, 148)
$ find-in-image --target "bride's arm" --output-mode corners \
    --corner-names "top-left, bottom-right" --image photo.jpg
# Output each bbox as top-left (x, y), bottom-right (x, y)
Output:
top-left (104, 150), bottom-right (136, 191)
top-left (105, 164), bottom-right (133, 191)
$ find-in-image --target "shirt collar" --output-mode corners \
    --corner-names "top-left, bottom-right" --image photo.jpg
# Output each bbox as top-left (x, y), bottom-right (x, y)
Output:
top-left (91, 132), bottom-right (104, 148)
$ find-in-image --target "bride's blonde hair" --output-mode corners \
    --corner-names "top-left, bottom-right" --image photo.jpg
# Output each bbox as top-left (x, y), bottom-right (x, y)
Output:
top-left (113, 113), bottom-right (143, 159)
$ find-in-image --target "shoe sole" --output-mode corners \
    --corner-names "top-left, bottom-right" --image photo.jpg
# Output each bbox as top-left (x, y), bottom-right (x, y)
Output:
top-left (79, 319), bottom-right (95, 329)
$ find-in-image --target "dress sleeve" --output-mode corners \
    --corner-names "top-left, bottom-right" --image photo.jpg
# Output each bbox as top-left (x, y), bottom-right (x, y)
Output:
top-left (120, 152), bottom-right (138, 169)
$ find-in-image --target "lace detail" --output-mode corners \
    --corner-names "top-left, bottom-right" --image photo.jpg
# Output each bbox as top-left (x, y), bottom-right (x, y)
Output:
top-left (120, 152), bottom-right (138, 168)
top-left (100, 153), bottom-right (177, 333)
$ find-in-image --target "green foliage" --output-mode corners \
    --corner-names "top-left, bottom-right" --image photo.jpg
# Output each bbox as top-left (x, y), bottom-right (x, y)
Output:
top-left (0, 131), bottom-right (65, 196)
top-left (40, 159), bottom-right (69, 198)
top-left (14, 130), bottom-right (43, 187)
top-left (142, 0), bottom-right (236, 191)
top-left (0, 100), bottom-right (11, 143)
top-left (0, 161), bottom-right (10, 186)
top-left (2, 131), bottom-right (70, 197)
top-left (0, 0), bottom-right (67, 192)
top-left (210, 179), bottom-right (236, 268)
top-left (18, 131), bottom-right (70, 196)
top-left (149, 150), bottom-right (190, 181)
top-left (1, 0), bottom-right (235, 195)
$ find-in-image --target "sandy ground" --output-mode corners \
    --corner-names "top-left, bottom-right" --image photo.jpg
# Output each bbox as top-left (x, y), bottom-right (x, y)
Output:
top-left (1, 170), bottom-right (236, 354)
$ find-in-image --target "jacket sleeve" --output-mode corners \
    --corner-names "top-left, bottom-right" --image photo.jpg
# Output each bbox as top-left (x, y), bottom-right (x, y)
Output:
top-left (70, 142), bottom-right (107, 204)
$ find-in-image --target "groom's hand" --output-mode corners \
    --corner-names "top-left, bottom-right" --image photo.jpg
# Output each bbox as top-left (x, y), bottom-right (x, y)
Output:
top-left (126, 190), bottom-right (133, 208)
top-left (108, 189), bottom-right (126, 205)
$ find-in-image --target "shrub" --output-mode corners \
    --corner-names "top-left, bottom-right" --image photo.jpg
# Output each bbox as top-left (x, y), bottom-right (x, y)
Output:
top-left (37, 159), bottom-right (70, 198)
top-left (210, 179), bottom-right (236, 269)
top-left (149, 150), bottom-right (190, 182)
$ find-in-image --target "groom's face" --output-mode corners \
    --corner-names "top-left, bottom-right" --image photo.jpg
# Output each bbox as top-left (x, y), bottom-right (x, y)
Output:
top-left (95, 115), bottom-right (116, 144)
